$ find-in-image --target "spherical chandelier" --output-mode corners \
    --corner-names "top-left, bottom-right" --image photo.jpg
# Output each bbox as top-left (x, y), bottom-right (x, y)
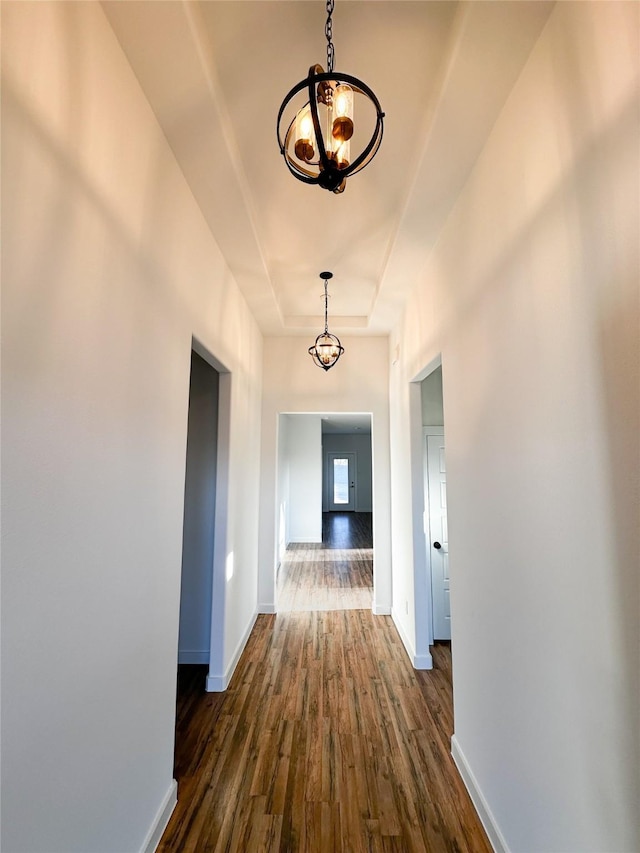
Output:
top-left (277, 0), bottom-right (385, 194)
top-left (308, 272), bottom-right (344, 371)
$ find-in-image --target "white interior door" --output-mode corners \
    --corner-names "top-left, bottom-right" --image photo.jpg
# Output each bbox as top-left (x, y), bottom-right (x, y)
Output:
top-left (328, 452), bottom-right (356, 511)
top-left (427, 434), bottom-right (450, 640)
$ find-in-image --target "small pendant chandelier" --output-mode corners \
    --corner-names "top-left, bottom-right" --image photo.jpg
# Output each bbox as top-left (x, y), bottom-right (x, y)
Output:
top-left (308, 272), bottom-right (344, 371)
top-left (277, 0), bottom-right (384, 194)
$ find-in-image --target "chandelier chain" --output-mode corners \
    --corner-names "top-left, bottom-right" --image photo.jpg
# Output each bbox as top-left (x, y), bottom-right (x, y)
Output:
top-left (325, 0), bottom-right (335, 73)
top-left (324, 280), bottom-right (329, 332)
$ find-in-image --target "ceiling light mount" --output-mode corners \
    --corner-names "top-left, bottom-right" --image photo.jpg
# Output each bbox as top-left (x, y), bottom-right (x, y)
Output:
top-left (277, 0), bottom-right (384, 194)
top-left (308, 271), bottom-right (344, 371)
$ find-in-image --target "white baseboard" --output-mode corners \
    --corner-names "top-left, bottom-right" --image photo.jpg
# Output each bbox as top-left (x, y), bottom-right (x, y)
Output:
top-left (413, 652), bottom-right (433, 669)
top-left (258, 603), bottom-right (276, 614)
top-left (206, 610), bottom-right (258, 692)
top-left (451, 735), bottom-right (508, 853)
top-left (206, 673), bottom-right (226, 691)
top-left (288, 537), bottom-right (322, 543)
top-left (177, 649), bottom-right (209, 664)
top-left (391, 607), bottom-right (414, 662)
top-left (140, 778), bottom-right (177, 853)
top-left (372, 602), bottom-right (391, 616)
top-left (391, 608), bottom-right (433, 670)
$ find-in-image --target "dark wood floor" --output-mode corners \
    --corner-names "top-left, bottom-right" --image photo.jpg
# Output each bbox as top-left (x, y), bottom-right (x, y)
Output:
top-left (322, 512), bottom-right (373, 549)
top-left (159, 514), bottom-right (491, 852)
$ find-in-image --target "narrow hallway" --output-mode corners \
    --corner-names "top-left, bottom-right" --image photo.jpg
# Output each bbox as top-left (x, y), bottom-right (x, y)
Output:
top-left (160, 514), bottom-right (490, 851)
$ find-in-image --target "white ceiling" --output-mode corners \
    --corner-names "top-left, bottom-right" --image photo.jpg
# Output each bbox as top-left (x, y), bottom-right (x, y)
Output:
top-left (103, 0), bottom-right (553, 337)
top-left (281, 412), bottom-right (371, 434)
top-left (321, 413), bottom-right (372, 435)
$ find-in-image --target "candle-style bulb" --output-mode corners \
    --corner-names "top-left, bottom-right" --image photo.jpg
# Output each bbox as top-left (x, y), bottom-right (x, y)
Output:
top-left (294, 107), bottom-right (315, 162)
top-left (332, 84), bottom-right (354, 142)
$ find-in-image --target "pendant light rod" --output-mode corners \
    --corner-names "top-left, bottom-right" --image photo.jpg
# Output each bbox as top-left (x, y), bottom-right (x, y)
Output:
top-left (321, 270), bottom-right (332, 333)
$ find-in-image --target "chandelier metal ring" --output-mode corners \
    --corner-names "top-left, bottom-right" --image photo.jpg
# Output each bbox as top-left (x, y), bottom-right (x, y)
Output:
top-left (277, 69), bottom-right (385, 192)
top-left (276, 0), bottom-right (384, 194)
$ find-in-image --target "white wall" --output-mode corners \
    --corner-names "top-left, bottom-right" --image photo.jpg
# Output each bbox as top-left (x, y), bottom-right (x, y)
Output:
top-left (322, 433), bottom-right (373, 512)
top-left (390, 3), bottom-right (640, 850)
top-left (258, 337), bottom-right (391, 615)
top-left (287, 415), bottom-right (322, 543)
top-left (1, 4), bottom-right (262, 851)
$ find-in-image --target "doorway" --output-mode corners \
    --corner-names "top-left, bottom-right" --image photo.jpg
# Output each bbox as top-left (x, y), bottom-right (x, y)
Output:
top-left (275, 413), bottom-right (374, 611)
top-left (177, 350), bottom-right (220, 667)
top-left (420, 363), bottom-right (450, 643)
top-left (321, 416), bottom-right (373, 516)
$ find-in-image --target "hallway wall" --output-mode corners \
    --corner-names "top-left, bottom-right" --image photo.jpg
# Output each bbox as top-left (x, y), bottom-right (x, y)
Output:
top-left (258, 337), bottom-right (391, 615)
top-left (390, 2), bottom-right (639, 849)
top-left (286, 415), bottom-right (323, 543)
top-left (1, 4), bottom-right (263, 851)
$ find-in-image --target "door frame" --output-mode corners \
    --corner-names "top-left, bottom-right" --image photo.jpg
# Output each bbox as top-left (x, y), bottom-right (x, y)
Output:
top-left (327, 450), bottom-right (357, 511)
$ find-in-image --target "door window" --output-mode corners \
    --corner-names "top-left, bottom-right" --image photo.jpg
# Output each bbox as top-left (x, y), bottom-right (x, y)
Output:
top-left (332, 458), bottom-right (349, 504)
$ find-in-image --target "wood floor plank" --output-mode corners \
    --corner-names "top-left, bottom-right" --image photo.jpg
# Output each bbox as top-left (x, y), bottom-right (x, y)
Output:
top-left (159, 513), bottom-right (491, 852)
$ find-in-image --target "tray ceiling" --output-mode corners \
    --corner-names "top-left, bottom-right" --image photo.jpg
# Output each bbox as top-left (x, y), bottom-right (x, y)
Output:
top-left (103, 0), bottom-right (553, 336)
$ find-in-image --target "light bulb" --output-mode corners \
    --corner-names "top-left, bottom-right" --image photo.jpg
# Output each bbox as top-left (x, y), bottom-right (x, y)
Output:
top-left (332, 84), bottom-right (353, 142)
top-left (333, 138), bottom-right (350, 170)
top-left (294, 107), bottom-right (315, 162)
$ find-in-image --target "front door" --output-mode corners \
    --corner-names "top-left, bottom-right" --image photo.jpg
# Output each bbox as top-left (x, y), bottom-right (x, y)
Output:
top-left (328, 452), bottom-right (356, 511)
top-left (427, 434), bottom-right (450, 640)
